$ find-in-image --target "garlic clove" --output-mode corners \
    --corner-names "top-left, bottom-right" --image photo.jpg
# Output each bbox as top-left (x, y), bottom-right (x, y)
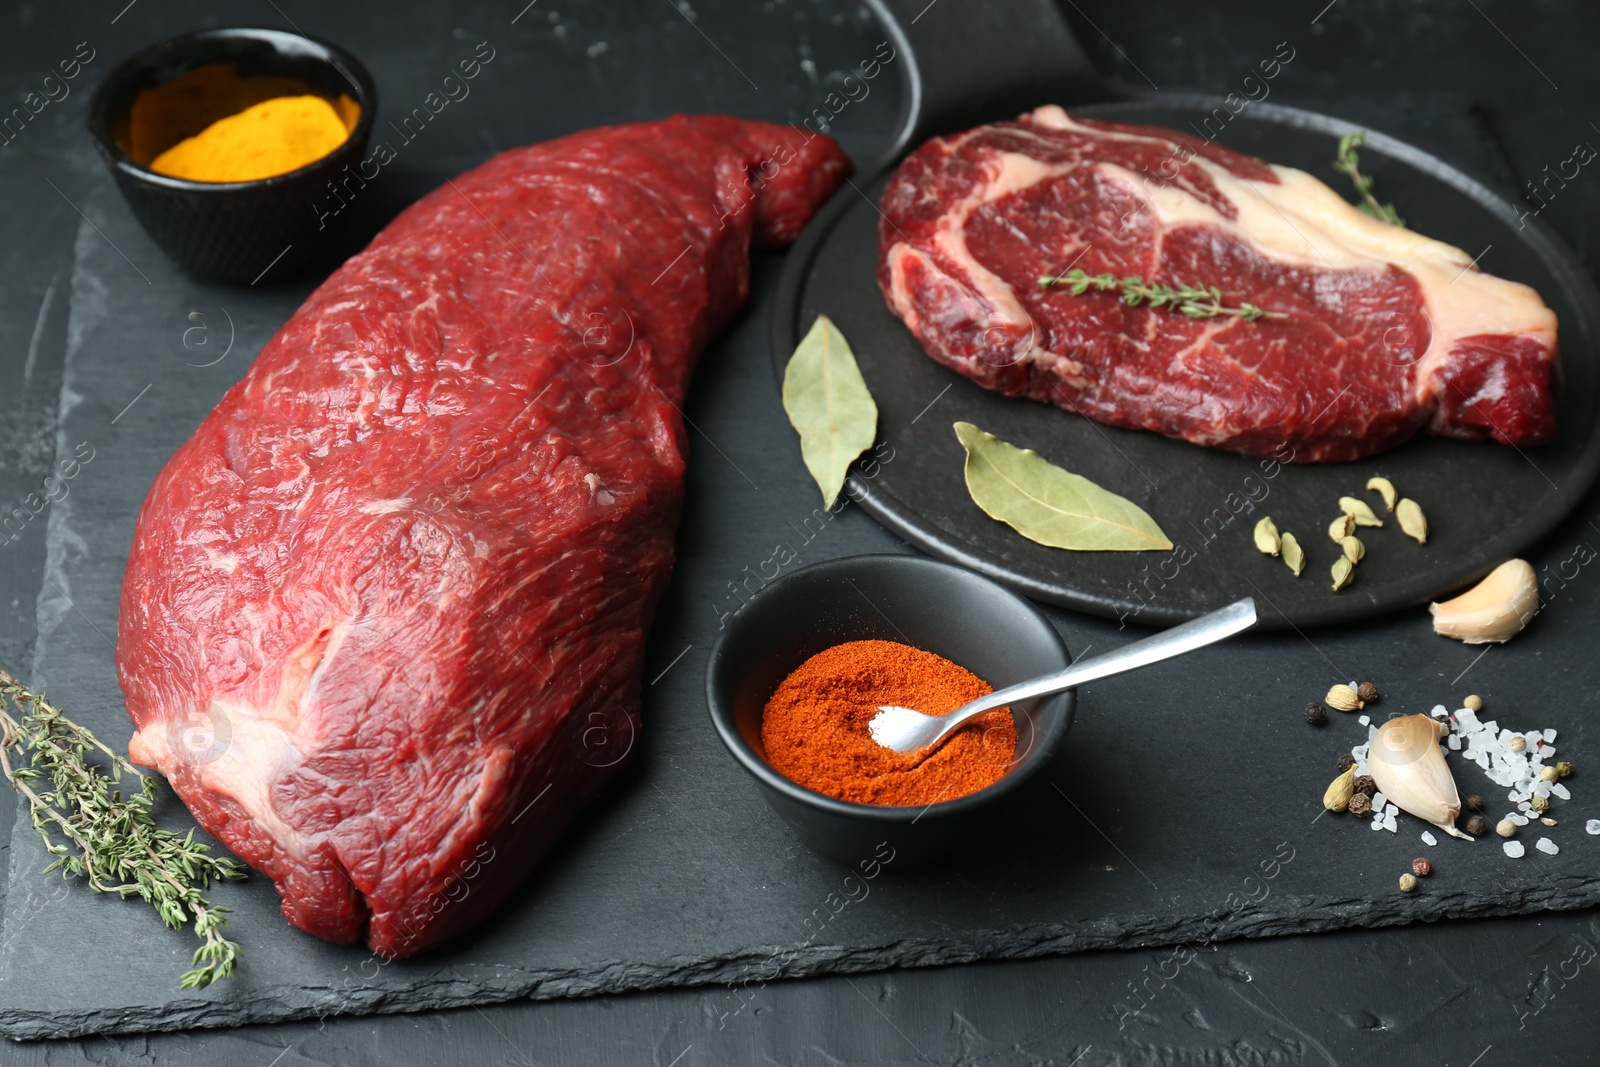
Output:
top-left (1429, 559), bottom-right (1538, 645)
top-left (1367, 714), bottom-right (1473, 840)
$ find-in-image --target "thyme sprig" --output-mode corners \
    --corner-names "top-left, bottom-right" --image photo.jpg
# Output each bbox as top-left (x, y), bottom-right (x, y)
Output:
top-left (1333, 131), bottom-right (1406, 227)
top-left (0, 668), bottom-right (246, 989)
top-left (1037, 269), bottom-right (1287, 322)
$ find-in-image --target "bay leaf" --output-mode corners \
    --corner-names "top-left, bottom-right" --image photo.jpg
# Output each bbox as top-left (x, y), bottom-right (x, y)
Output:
top-left (782, 314), bottom-right (879, 509)
top-left (953, 421), bottom-right (1172, 552)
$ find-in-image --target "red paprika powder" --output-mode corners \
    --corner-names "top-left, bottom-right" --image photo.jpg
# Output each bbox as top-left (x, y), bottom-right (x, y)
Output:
top-left (760, 639), bottom-right (1016, 806)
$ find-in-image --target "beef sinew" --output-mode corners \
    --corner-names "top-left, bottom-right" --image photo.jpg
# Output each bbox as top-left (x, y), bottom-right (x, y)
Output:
top-left (118, 117), bottom-right (851, 957)
top-left (878, 106), bottom-right (1558, 462)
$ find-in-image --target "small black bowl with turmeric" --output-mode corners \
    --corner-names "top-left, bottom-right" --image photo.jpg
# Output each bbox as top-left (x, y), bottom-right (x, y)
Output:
top-left (87, 27), bottom-right (377, 283)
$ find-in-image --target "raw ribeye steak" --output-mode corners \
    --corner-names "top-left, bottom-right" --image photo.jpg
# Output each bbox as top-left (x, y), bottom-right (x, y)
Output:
top-left (878, 106), bottom-right (1558, 462)
top-left (117, 117), bottom-right (850, 957)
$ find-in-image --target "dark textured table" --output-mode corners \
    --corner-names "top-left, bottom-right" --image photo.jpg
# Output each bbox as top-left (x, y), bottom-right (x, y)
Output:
top-left (3, 0), bottom-right (1599, 1062)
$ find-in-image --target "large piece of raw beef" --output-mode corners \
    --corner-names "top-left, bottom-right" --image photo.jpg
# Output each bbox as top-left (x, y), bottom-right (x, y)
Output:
top-left (117, 117), bottom-right (850, 957)
top-left (878, 106), bottom-right (1558, 462)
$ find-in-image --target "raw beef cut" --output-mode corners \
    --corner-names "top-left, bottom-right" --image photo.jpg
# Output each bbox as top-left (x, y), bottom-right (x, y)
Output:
top-left (878, 106), bottom-right (1559, 462)
top-left (117, 117), bottom-right (850, 957)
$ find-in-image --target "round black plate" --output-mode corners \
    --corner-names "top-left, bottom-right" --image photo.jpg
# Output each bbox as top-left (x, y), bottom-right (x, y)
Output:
top-left (771, 97), bottom-right (1600, 629)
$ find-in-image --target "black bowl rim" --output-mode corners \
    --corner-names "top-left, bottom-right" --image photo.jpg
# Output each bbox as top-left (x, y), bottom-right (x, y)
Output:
top-left (85, 25), bottom-right (379, 193)
top-left (704, 552), bottom-right (1076, 824)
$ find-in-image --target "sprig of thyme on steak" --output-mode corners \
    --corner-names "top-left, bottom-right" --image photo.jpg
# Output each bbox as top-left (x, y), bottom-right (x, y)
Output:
top-left (1038, 268), bottom-right (1287, 321)
top-left (1333, 131), bottom-right (1406, 227)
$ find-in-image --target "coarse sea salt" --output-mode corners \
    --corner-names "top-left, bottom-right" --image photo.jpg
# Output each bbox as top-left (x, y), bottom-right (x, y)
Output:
top-left (1339, 701), bottom-right (1575, 852)
top-left (1587, 819), bottom-right (1600, 836)
top-left (1430, 712), bottom-right (1573, 831)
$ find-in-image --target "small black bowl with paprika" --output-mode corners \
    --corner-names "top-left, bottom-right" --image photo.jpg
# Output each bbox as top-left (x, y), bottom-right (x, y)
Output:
top-left (86, 27), bottom-right (378, 284)
top-left (705, 553), bottom-right (1075, 867)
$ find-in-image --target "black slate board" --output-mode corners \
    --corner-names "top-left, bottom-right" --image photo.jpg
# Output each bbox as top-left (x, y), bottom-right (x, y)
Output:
top-left (773, 96), bottom-right (1600, 630)
top-left (6, 177), bottom-right (1600, 1040)
top-left (10, 2), bottom-right (1600, 1062)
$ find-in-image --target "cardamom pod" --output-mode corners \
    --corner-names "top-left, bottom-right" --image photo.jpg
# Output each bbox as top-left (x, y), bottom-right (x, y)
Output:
top-left (1328, 514), bottom-right (1354, 542)
top-left (1254, 516), bottom-right (1281, 556)
top-left (1331, 556), bottom-right (1355, 591)
top-left (1324, 765), bottom-right (1356, 812)
top-left (1396, 498), bottom-right (1427, 544)
top-left (1339, 535), bottom-right (1365, 563)
top-left (1366, 476), bottom-right (1398, 511)
top-left (1326, 683), bottom-right (1363, 711)
top-left (1338, 496), bottom-right (1383, 527)
top-left (1280, 532), bottom-right (1305, 576)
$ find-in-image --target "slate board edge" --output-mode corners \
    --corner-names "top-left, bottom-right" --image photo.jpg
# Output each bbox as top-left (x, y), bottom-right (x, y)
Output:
top-left (3, 878), bottom-right (1595, 1040)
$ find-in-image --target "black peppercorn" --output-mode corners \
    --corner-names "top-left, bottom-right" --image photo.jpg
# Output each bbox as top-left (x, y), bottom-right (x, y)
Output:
top-left (1348, 793), bottom-right (1373, 818)
top-left (1466, 795), bottom-right (1484, 811)
top-left (1357, 681), bottom-right (1380, 704)
top-left (1304, 701), bottom-right (1328, 726)
top-left (1336, 752), bottom-right (1356, 772)
top-left (1354, 775), bottom-right (1377, 798)
top-left (1465, 814), bottom-right (1488, 836)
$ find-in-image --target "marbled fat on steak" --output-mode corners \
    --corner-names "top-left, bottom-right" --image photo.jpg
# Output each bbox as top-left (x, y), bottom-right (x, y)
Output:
top-left (117, 117), bottom-right (850, 957)
top-left (878, 106), bottom-right (1559, 462)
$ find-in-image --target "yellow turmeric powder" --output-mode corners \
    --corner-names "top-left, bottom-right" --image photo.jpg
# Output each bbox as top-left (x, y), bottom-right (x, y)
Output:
top-left (150, 95), bottom-right (348, 183)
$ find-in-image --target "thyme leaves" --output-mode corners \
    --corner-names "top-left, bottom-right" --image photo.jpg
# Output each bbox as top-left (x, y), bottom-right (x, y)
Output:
top-left (0, 669), bottom-right (246, 989)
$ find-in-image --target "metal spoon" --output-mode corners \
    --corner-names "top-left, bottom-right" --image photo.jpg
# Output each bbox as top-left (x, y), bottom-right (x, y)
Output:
top-left (868, 597), bottom-right (1259, 754)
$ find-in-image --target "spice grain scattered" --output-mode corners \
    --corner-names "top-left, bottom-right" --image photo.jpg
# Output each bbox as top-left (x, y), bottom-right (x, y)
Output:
top-left (762, 640), bottom-right (1015, 806)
